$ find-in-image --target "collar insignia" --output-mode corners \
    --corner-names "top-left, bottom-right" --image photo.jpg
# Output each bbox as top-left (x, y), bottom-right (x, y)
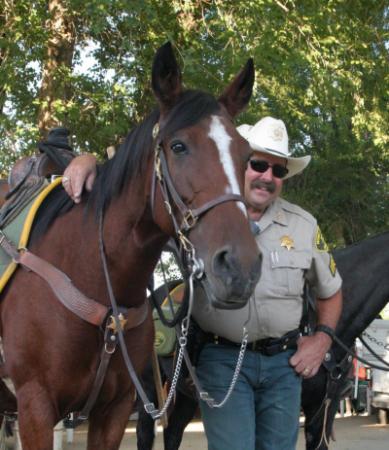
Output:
top-left (280, 235), bottom-right (294, 251)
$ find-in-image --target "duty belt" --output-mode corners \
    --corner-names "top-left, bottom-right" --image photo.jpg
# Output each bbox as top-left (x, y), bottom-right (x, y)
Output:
top-left (206, 328), bottom-right (300, 356)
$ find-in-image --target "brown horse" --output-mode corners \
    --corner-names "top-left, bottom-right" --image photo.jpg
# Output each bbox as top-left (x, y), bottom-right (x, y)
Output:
top-left (0, 42), bottom-right (261, 450)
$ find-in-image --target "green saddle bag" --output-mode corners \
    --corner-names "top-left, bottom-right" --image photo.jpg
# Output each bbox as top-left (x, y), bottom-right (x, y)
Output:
top-left (153, 283), bottom-right (185, 356)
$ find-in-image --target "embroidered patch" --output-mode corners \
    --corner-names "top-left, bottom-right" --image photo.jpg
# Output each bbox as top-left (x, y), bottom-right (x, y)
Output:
top-left (315, 227), bottom-right (329, 252)
top-left (329, 254), bottom-right (337, 277)
top-left (280, 235), bottom-right (294, 251)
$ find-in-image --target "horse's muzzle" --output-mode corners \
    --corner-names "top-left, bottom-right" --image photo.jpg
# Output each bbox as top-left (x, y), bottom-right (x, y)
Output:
top-left (205, 245), bottom-right (262, 309)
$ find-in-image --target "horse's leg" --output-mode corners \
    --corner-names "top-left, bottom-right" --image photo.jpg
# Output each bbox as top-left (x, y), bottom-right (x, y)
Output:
top-left (87, 390), bottom-right (135, 450)
top-left (163, 391), bottom-right (198, 450)
top-left (16, 382), bottom-right (56, 450)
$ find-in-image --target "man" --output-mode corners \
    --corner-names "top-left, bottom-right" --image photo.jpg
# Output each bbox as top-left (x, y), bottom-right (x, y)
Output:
top-left (62, 117), bottom-right (342, 450)
top-left (191, 117), bottom-right (342, 450)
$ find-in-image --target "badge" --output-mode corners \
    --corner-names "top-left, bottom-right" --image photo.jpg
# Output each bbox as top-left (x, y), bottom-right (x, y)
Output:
top-left (329, 254), bottom-right (337, 277)
top-left (315, 227), bottom-right (329, 252)
top-left (280, 235), bottom-right (294, 251)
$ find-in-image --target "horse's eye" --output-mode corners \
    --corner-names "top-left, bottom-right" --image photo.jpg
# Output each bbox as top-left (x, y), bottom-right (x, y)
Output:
top-left (170, 141), bottom-right (187, 155)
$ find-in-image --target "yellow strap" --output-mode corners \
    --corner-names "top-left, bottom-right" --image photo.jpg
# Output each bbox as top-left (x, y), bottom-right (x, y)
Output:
top-left (0, 177), bottom-right (63, 292)
top-left (161, 282), bottom-right (185, 307)
top-left (19, 177), bottom-right (63, 248)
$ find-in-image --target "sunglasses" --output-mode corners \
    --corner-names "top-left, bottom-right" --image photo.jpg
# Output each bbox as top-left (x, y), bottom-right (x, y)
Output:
top-left (249, 159), bottom-right (289, 179)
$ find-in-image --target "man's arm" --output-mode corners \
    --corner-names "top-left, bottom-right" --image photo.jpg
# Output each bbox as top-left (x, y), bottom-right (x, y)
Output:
top-left (62, 154), bottom-right (97, 203)
top-left (289, 288), bottom-right (342, 378)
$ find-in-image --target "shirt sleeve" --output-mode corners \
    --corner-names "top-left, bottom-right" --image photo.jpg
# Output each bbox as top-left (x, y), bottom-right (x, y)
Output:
top-left (305, 225), bottom-right (342, 299)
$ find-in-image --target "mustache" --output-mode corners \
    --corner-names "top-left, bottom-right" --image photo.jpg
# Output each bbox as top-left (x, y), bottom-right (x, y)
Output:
top-left (250, 179), bottom-right (276, 193)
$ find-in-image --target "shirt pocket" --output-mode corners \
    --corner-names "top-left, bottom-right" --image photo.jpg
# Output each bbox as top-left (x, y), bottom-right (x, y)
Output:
top-left (269, 249), bottom-right (312, 297)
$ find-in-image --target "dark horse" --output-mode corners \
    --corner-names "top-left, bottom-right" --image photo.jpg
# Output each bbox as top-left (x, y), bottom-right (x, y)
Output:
top-left (302, 231), bottom-right (389, 449)
top-left (136, 232), bottom-right (389, 450)
top-left (0, 42), bottom-right (261, 450)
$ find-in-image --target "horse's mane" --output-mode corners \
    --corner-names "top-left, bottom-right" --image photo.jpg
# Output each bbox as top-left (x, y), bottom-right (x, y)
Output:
top-left (333, 231), bottom-right (389, 259)
top-left (30, 89), bottom-right (220, 241)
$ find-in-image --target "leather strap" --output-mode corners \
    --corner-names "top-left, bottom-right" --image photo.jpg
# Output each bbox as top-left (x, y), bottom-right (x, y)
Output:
top-left (18, 250), bottom-right (108, 326)
top-left (315, 324), bottom-right (335, 341)
top-left (0, 230), bottom-right (148, 330)
top-left (155, 147), bottom-right (245, 232)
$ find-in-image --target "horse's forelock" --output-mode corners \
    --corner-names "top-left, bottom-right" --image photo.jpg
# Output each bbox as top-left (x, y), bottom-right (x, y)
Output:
top-left (159, 90), bottom-right (220, 141)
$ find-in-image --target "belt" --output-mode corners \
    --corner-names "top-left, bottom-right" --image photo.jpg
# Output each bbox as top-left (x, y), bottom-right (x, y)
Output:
top-left (206, 329), bottom-right (300, 356)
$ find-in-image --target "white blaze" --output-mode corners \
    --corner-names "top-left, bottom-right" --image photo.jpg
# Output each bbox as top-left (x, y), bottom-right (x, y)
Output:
top-left (208, 115), bottom-right (247, 216)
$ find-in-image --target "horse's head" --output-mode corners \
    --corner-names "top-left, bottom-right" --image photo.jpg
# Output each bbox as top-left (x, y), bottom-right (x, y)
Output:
top-left (150, 43), bottom-right (261, 309)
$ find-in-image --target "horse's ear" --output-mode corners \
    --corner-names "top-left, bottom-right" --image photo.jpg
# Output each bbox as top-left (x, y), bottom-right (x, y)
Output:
top-left (218, 58), bottom-right (255, 119)
top-left (152, 42), bottom-right (183, 114)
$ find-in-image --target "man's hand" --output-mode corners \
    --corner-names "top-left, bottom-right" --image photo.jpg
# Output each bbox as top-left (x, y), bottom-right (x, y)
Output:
top-left (62, 154), bottom-right (97, 203)
top-left (289, 332), bottom-right (332, 379)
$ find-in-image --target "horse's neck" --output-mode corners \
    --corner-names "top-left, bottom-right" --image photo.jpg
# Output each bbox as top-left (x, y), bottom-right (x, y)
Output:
top-left (36, 185), bottom-right (167, 308)
top-left (336, 235), bottom-right (389, 349)
top-left (98, 192), bottom-right (168, 305)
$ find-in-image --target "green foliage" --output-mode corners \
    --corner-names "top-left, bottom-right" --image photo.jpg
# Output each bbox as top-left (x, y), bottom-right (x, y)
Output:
top-left (0, 0), bottom-right (387, 242)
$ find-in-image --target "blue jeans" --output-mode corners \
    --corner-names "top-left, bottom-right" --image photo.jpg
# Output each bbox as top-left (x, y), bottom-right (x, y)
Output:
top-left (196, 343), bottom-right (302, 450)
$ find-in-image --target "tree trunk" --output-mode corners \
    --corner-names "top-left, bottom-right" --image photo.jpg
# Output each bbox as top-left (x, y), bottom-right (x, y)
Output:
top-left (37, 0), bottom-right (75, 138)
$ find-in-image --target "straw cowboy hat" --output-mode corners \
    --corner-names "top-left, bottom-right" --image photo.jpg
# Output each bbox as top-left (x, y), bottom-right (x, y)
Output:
top-left (237, 116), bottom-right (311, 179)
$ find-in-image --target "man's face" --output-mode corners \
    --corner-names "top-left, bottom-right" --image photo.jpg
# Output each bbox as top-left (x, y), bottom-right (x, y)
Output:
top-left (244, 151), bottom-right (286, 217)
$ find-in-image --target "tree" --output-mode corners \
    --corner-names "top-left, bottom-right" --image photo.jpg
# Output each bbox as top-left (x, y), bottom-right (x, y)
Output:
top-left (0, 0), bottom-right (387, 243)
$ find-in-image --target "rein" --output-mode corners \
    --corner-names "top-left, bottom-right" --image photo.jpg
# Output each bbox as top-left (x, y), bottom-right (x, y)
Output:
top-left (100, 121), bottom-right (249, 419)
top-left (308, 330), bottom-right (389, 449)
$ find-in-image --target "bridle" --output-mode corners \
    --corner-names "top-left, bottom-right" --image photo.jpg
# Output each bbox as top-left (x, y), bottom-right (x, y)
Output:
top-left (150, 121), bottom-right (245, 259)
top-left (100, 119), bottom-right (249, 419)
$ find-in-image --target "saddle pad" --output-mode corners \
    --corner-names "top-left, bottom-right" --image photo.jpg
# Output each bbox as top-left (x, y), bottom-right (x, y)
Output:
top-left (0, 177), bottom-right (63, 293)
top-left (153, 282), bottom-right (185, 356)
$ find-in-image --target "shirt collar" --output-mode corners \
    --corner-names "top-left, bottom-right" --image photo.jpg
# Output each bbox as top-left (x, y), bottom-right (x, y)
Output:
top-left (257, 198), bottom-right (288, 232)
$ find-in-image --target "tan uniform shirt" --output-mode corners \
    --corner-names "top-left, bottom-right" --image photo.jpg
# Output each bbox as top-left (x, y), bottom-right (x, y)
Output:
top-left (192, 197), bottom-right (342, 343)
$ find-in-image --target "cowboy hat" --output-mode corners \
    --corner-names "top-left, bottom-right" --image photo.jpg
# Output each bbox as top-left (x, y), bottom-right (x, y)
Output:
top-left (237, 117), bottom-right (311, 179)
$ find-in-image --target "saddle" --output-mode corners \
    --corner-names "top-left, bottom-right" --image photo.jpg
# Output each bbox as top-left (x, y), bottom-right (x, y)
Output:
top-left (0, 128), bottom-right (75, 227)
top-left (0, 128), bottom-right (75, 291)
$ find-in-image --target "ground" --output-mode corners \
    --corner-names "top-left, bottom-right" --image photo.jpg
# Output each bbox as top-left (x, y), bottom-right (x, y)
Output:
top-left (48, 413), bottom-right (389, 449)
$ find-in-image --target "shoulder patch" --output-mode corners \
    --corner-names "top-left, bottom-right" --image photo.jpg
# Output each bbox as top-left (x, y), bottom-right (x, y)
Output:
top-left (329, 254), bottom-right (337, 277)
top-left (315, 227), bottom-right (329, 252)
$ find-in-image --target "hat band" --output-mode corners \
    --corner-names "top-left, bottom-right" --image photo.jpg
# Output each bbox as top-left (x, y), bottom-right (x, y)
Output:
top-left (256, 146), bottom-right (290, 159)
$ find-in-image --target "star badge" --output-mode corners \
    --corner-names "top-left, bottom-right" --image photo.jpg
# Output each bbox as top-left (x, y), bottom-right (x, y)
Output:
top-left (107, 313), bottom-right (128, 333)
top-left (280, 235), bottom-right (294, 251)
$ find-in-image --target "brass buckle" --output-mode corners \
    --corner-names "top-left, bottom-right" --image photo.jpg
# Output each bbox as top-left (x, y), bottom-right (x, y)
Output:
top-left (107, 313), bottom-right (127, 334)
top-left (154, 151), bottom-right (162, 181)
top-left (177, 231), bottom-right (194, 253)
top-left (182, 210), bottom-right (197, 230)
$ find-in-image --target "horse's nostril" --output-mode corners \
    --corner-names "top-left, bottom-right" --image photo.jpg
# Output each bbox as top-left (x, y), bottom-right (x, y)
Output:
top-left (213, 247), bottom-right (234, 276)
